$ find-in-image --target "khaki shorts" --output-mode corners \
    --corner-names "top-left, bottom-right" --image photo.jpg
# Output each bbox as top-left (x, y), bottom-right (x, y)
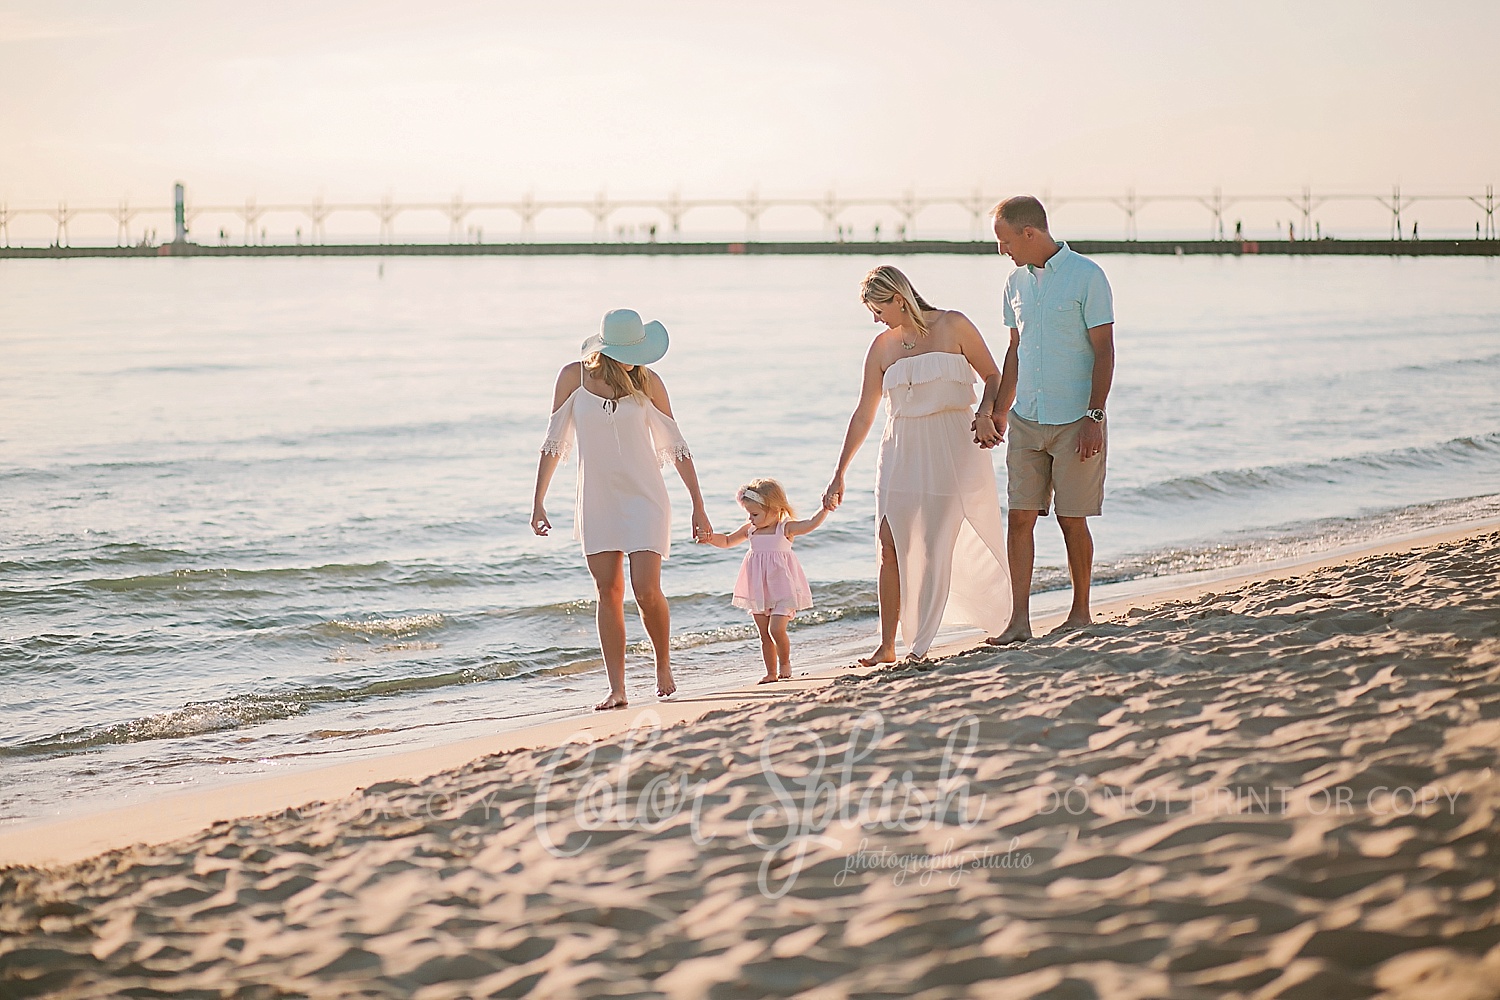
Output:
top-left (1006, 411), bottom-right (1107, 517)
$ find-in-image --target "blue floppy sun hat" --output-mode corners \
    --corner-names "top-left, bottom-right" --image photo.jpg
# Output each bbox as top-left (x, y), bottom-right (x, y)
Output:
top-left (580, 308), bottom-right (670, 366)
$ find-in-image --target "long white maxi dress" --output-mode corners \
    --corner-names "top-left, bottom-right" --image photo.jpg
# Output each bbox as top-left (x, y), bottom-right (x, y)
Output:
top-left (877, 352), bottom-right (1011, 656)
top-left (541, 386), bottom-right (692, 557)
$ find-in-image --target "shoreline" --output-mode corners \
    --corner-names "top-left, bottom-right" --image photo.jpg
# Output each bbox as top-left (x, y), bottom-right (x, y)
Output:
top-left (4, 512), bottom-right (1497, 870)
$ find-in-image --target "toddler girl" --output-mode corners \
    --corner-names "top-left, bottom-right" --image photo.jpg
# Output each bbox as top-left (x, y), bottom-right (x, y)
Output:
top-left (699, 478), bottom-right (829, 683)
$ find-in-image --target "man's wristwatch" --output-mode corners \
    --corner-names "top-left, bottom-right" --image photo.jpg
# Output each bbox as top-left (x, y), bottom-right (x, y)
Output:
top-left (1084, 408), bottom-right (1106, 423)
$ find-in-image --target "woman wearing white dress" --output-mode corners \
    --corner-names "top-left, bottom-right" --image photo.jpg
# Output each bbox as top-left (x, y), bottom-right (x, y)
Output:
top-left (823, 266), bottom-right (1011, 663)
top-left (531, 309), bottom-right (713, 710)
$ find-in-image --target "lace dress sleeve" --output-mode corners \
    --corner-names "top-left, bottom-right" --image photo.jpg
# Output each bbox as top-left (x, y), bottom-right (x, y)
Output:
top-left (645, 403), bottom-right (692, 468)
top-left (540, 393), bottom-right (577, 462)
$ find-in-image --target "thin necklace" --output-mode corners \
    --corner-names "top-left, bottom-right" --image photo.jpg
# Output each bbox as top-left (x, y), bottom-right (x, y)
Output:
top-left (900, 329), bottom-right (920, 349)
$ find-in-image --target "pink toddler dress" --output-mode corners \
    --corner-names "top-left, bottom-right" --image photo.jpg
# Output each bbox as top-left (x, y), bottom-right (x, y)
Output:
top-left (733, 520), bottom-right (814, 617)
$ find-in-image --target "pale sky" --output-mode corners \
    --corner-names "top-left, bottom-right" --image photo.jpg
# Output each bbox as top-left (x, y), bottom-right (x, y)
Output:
top-left (3, 1), bottom-right (1498, 239)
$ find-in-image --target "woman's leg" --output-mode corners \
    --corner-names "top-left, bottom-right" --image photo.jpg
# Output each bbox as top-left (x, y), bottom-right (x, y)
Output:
top-left (753, 614), bottom-right (777, 682)
top-left (770, 614), bottom-right (792, 678)
top-left (858, 518), bottom-right (901, 666)
top-left (628, 551), bottom-right (675, 697)
top-left (586, 551), bottom-right (629, 709)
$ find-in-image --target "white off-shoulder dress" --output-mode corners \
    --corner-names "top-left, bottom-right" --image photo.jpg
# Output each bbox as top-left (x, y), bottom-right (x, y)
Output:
top-left (878, 352), bottom-right (1011, 656)
top-left (541, 387), bottom-right (693, 557)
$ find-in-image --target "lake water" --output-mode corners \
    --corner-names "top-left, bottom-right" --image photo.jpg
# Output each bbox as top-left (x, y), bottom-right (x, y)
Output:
top-left (3, 253), bottom-right (1498, 827)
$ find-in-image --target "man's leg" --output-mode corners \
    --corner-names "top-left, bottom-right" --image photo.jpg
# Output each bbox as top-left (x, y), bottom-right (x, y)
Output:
top-left (1050, 415), bottom-right (1106, 634)
top-left (990, 508), bottom-right (1039, 644)
top-left (1055, 516), bottom-right (1094, 630)
top-left (994, 413), bottom-right (1052, 645)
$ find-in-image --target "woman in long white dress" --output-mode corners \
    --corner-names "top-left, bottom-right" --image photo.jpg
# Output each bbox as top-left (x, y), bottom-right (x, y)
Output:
top-left (823, 266), bottom-right (1011, 663)
top-left (532, 309), bottom-right (712, 710)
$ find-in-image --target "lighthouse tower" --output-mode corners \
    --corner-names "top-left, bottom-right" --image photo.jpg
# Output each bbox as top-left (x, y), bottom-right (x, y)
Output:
top-left (173, 182), bottom-right (189, 243)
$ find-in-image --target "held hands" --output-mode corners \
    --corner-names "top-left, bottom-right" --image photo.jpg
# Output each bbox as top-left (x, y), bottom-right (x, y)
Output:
top-left (821, 473), bottom-right (845, 512)
top-left (691, 506), bottom-right (714, 544)
top-left (972, 411), bottom-right (1005, 449)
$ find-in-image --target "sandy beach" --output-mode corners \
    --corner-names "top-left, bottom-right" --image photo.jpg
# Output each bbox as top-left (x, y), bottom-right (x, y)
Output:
top-left (4, 526), bottom-right (1500, 998)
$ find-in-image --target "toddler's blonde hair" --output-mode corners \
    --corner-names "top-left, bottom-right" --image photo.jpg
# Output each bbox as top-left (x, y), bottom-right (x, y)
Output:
top-left (737, 478), bottom-right (796, 522)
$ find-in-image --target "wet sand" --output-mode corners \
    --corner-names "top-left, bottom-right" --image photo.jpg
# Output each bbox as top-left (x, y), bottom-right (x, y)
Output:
top-left (3, 528), bottom-right (1500, 998)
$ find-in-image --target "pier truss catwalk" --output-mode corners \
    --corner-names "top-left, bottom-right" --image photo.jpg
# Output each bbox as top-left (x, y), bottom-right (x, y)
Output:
top-left (1, 186), bottom-right (1496, 248)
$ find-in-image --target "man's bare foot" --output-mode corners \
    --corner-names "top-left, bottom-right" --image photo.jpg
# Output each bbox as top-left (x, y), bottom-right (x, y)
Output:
top-left (757, 674), bottom-right (778, 685)
top-left (595, 692), bottom-right (628, 711)
top-left (985, 622), bottom-right (1032, 646)
top-left (857, 645), bottom-right (897, 667)
top-left (656, 666), bottom-right (677, 698)
top-left (1047, 615), bottom-right (1092, 636)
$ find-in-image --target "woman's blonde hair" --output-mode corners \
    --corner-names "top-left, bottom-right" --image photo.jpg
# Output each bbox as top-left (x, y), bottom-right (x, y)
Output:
top-left (860, 265), bottom-right (937, 337)
top-left (737, 477), bottom-right (795, 522)
top-left (583, 353), bottom-right (652, 401)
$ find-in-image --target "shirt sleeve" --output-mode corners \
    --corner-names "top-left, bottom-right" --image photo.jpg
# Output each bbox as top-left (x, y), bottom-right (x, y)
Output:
top-left (540, 394), bottom-right (576, 462)
top-left (1081, 264), bottom-right (1115, 329)
top-left (646, 403), bottom-right (692, 468)
top-left (1001, 271), bottom-right (1018, 329)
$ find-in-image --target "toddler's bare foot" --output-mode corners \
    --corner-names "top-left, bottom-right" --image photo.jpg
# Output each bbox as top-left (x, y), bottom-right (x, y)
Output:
top-left (858, 645), bottom-right (897, 667)
top-left (595, 692), bottom-right (628, 711)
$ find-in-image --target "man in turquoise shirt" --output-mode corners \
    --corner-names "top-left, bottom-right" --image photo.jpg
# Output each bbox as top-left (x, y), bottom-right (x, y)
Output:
top-left (975, 196), bottom-right (1115, 644)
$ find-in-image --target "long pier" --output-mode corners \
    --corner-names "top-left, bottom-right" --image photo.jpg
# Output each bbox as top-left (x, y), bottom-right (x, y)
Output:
top-left (3, 185), bottom-right (1496, 248)
top-left (3, 239), bottom-right (1499, 259)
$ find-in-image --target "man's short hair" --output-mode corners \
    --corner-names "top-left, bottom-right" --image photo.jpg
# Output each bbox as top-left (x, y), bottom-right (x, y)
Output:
top-left (991, 196), bottom-right (1049, 233)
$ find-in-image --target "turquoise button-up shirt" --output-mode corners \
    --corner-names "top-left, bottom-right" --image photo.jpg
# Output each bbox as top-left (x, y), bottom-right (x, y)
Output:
top-left (1002, 242), bottom-right (1114, 425)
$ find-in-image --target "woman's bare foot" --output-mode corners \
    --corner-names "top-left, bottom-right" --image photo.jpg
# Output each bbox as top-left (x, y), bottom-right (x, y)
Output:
top-left (777, 668), bottom-right (792, 680)
top-left (757, 674), bottom-right (778, 685)
top-left (595, 692), bottom-right (629, 711)
top-left (656, 665), bottom-right (677, 698)
top-left (858, 645), bottom-right (897, 667)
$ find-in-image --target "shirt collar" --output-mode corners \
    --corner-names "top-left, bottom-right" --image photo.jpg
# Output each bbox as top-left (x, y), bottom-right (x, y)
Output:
top-left (1028, 241), bottom-right (1069, 275)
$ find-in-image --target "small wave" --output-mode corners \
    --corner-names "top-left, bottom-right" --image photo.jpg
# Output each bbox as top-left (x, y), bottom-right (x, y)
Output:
top-left (8, 556), bottom-right (574, 603)
top-left (0, 647), bottom-right (594, 758)
top-left (5, 694), bottom-right (313, 756)
top-left (112, 363), bottom-right (269, 376)
top-left (1116, 431), bottom-right (1500, 508)
top-left (1393, 350), bottom-right (1500, 376)
top-left (323, 613), bottom-right (446, 637)
top-left (1065, 492), bottom-right (1500, 594)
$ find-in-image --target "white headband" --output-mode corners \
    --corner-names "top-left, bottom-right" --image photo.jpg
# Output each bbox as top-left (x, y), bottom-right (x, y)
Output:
top-left (738, 487), bottom-right (765, 505)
